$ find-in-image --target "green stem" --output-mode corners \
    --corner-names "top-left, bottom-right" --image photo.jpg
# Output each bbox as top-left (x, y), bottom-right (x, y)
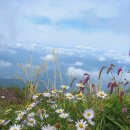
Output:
top-left (105, 115), bottom-right (122, 128)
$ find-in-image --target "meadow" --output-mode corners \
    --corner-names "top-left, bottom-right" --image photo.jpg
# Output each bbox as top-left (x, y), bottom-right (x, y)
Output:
top-left (0, 54), bottom-right (130, 130)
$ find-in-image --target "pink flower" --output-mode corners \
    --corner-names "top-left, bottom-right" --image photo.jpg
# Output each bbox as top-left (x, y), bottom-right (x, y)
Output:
top-left (122, 107), bottom-right (127, 113)
top-left (117, 68), bottom-right (122, 75)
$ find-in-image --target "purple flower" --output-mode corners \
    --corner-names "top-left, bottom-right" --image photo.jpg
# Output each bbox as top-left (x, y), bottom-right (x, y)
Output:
top-left (118, 68), bottom-right (122, 75)
top-left (83, 73), bottom-right (90, 85)
top-left (122, 107), bottom-right (127, 113)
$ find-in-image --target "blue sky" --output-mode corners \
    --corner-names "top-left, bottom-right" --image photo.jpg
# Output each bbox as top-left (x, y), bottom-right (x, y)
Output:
top-left (0, 0), bottom-right (130, 82)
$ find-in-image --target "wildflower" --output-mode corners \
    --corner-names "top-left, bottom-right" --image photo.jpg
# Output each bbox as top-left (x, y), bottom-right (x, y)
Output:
top-left (58, 90), bottom-right (63, 93)
top-left (51, 104), bottom-right (57, 109)
top-left (51, 90), bottom-right (57, 95)
top-left (47, 100), bottom-right (56, 104)
top-left (55, 123), bottom-right (62, 129)
top-left (76, 83), bottom-right (85, 88)
top-left (75, 119), bottom-right (88, 130)
top-left (76, 83), bottom-right (85, 92)
top-left (42, 92), bottom-right (51, 98)
top-left (32, 94), bottom-right (39, 100)
top-left (83, 109), bottom-right (94, 120)
top-left (9, 124), bottom-right (22, 130)
top-left (76, 93), bottom-right (84, 100)
top-left (0, 119), bottom-right (5, 125)
top-left (87, 119), bottom-right (95, 126)
top-left (41, 124), bottom-right (56, 130)
top-left (96, 91), bottom-right (107, 99)
top-left (59, 113), bottom-right (69, 119)
top-left (30, 102), bottom-right (37, 108)
top-left (44, 113), bottom-right (49, 118)
top-left (55, 109), bottom-right (64, 114)
top-left (27, 102), bottom-right (37, 111)
top-left (61, 85), bottom-right (70, 90)
top-left (107, 82), bottom-right (118, 94)
top-left (27, 118), bottom-right (36, 127)
top-left (83, 73), bottom-right (90, 85)
top-left (67, 118), bottom-right (74, 123)
top-left (118, 68), bottom-right (122, 75)
top-left (16, 112), bottom-right (26, 121)
top-left (1, 96), bottom-right (5, 99)
top-left (27, 112), bottom-right (35, 119)
top-left (39, 113), bottom-right (43, 120)
top-left (122, 107), bottom-right (127, 113)
top-left (98, 66), bottom-right (106, 79)
top-left (65, 93), bottom-right (74, 100)
top-left (68, 123), bottom-right (75, 129)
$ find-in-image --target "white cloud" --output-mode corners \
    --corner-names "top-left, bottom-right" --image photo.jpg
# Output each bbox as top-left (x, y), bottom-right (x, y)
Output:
top-left (0, 60), bottom-right (12, 67)
top-left (74, 61), bottom-right (83, 66)
top-left (76, 45), bottom-right (97, 52)
top-left (104, 51), bottom-right (130, 64)
top-left (40, 54), bottom-right (53, 61)
top-left (67, 66), bottom-right (86, 77)
top-left (98, 56), bottom-right (106, 61)
top-left (66, 66), bottom-right (99, 78)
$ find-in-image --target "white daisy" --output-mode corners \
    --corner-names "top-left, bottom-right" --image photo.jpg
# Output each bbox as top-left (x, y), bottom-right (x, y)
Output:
top-left (42, 92), bottom-right (51, 98)
top-left (27, 118), bottom-right (36, 127)
top-left (51, 90), bottom-right (57, 94)
top-left (16, 112), bottom-right (26, 121)
top-left (76, 83), bottom-right (85, 88)
top-left (32, 95), bottom-right (39, 100)
top-left (83, 109), bottom-right (94, 120)
top-left (96, 91), bottom-right (107, 99)
top-left (75, 119), bottom-right (87, 130)
top-left (59, 113), bottom-right (69, 119)
top-left (27, 112), bottom-right (35, 119)
top-left (61, 85), bottom-right (70, 90)
top-left (65, 93), bottom-right (74, 100)
top-left (29, 102), bottom-right (37, 108)
top-left (1, 96), bottom-right (5, 99)
top-left (41, 124), bottom-right (56, 130)
top-left (55, 109), bottom-right (64, 114)
top-left (9, 124), bottom-right (22, 130)
top-left (87, 119), bottom-right (95, 126)
top-left (76, 93), bottom-right (84, 100)
top-left (51, 104), bottom-right (57, 109)
top-left (44, 113), bottom-right (49, 118)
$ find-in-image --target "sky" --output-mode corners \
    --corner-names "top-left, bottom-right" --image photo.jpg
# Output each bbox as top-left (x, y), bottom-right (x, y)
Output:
top-left (0, 0), bottom-right (130, 87)
top-left (0, 0), bottom-right (130, 54)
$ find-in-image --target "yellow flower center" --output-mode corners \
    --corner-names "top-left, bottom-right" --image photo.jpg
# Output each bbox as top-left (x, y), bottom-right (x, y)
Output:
top-left (29, 120), bottom-right (34, 123)
top-left (100, 93), bottom-right (104, 96)
top-left (64, 86), bottom-right (67, 89)
top-left (19, 114), bottom-right (23, 117)
top-left (77, 93), bottom-right (82, 98)
top-left (87, 112), bottom-right (91, 116)
top-left (79, 123), bottom-right (84, 128)
top-left (59, 110), bottom-right (62, 112)
top-left (13, 128), bottom-right (17, 130)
